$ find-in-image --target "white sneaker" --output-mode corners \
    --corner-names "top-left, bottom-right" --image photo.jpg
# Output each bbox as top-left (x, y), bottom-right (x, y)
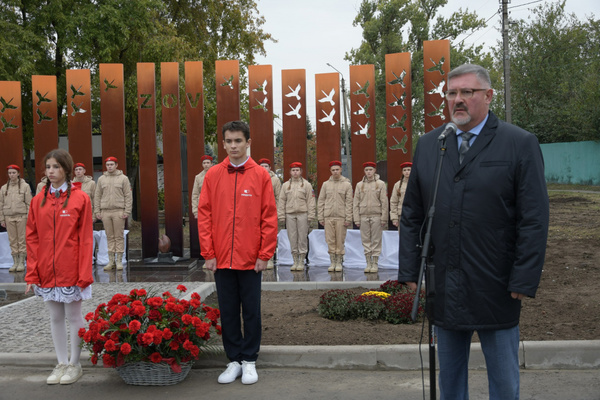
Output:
top-left (46, 363), bottom-right (68, 385)
top-left (241, 360), bottom-right (258, 385)
top-left (60, 363), bottom-right (82, 384)
top-left (218, 361), bottom-right (242, 384)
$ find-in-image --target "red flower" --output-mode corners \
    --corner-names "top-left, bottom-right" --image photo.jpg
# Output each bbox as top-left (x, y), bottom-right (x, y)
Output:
top-left (120, 343), bottom-right (132, 355)
top-left (182, 314), bottom-right (193, 325)
top-left (78, 327), bottom-right (86, 338)
top-left (104, 339), bottom-right (117, 352)
top-left (147, 297), bottom-right (164, 308)
top-left (91, 354), bottom-right (98, 365)
top-left (129, 320), bottom-right (141, 333)
top-left (177, 284), bottom-right (187, 293)
top-left (149, 352), bottom-right (162, 363)
top-left (169, 341), bottom-right (180, 351)
top-left (163, 328), bottom-right (173, 340)
top-left (148, 309), bottom-right (162, 321)
top-left (102, 353), bottom-right (116, 367)
top-left (191, 292), bottom-right (200, 300)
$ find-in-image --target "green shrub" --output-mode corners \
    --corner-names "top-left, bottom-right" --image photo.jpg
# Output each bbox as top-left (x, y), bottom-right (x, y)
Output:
top-left (384, 292), bottom-right (423, 324)
top-left (353, 294), bottom-right (387, 320)
top-left (317, 289), bottom-right (356, 321)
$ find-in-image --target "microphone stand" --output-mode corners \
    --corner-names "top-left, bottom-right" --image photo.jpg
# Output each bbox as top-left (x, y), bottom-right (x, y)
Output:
top-left (410, 134), bottom-right (448, 400)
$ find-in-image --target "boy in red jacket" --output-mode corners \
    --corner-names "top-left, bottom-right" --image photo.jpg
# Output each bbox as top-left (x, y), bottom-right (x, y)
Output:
top-left (198, 121), bottom-right (277, 385)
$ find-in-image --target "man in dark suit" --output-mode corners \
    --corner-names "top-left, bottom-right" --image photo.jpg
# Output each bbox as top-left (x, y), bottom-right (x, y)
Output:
top-left (398, 64), bottom-right (549, 399)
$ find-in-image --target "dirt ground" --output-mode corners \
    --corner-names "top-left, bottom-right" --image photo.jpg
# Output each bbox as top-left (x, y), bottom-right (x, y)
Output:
top-left (206, 191), bottom-right (600, 345)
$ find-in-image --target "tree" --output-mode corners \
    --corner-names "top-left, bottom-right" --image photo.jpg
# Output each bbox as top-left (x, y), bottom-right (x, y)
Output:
top-left (504, 0), bottom-right (600, 143)
top-left (345, 0), bottom-right (492, 159)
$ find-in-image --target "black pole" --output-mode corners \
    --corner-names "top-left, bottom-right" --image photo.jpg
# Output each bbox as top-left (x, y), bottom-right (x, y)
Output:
top-left (410, 134), bottom-right (449, 400)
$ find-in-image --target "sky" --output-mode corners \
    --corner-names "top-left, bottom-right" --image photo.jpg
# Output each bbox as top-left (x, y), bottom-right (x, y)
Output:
top-left (253, 0), bottom-right (599, 132)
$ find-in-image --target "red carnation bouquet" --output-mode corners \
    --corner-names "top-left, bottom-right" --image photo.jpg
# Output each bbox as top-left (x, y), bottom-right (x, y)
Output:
top-left (79, 285), bottom-right (221, 372)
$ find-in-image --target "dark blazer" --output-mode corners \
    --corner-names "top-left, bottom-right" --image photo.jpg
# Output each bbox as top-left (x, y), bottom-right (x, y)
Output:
top-left (398, 112), bottom-right (549, 330)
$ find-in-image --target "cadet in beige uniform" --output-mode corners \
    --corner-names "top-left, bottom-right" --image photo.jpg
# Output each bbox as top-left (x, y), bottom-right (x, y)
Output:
top-left (191, 155), bottom-right (213, 219)
top-left (36, 175), bottom-right (48, 195)
top-left (390, 162), bottom-right (412, 229)
top-left (73, 163), bottom-right (96, 216)
top-left (317, 161), bottom-right (353, 272)
top-left (353, 162), bottom-right (388, 273)
top-left (94, 157), bottom-right (132, 271)
top-left (259, 158), bottom-right (282, 269)
top-left (278, 162), bottom-right (316, 271)
top-left (1, 165), bottom-right (32, 272)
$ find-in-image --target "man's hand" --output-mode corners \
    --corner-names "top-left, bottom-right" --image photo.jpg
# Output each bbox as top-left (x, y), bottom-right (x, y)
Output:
top-left (511, 292), bottom-right (525, 300)
top-left (96, 213), bottom-right (102, 220)
top-left (122, 214), bottom-right (128, 219)
top-left (255, 258), bottom-right (268, 273)
top-left (344, 221), bottom-right (351, 227)
top-left (204, 258), bottom-right (217, 272)
top-left (406, 282), bottom-right (418, 291)
top-left (392, 221), bottom-right (399, 227)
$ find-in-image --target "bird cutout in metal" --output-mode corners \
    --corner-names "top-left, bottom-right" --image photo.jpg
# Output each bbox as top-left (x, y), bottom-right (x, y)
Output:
top-left (318, 88), bottom-right (336, 106)
top-left (387, 70), bottom-right (407, 88)
top-left (103, 78), bottom-right (118, 91)
top-left (388, 92), bottom-right (407, 109)
top-left (427, 100), bottom-right (446, 120)
top-left (388, 114), bottom-right (408, 131)
top-left (36, 108), bottom-right (52, 124)
top-left (220, 75), bottom-right (235, 89)
top-left (427, 79), bottom-right (446, 96)
top-left (253, 97), bottom-right (269, 112)
top-left (389, 134), bottom-right (408, 154)
top-left (285, 84), bottom-right (301, 101)
top-left (35, 91), bottom-right (52, 106)
top-left (0, 115), bottom-right (18, 132)
top-left (352, 100), bottom-right (370, 119)
top-left (0, 97), bottom-right (18, 113)
top-left (285, 103), bottom-right (302, 119)
top-left (353, 121), bottom-right (371, 138)
top-left (427, 57), bottom-right (446, 75)
top-left (319, 108), bottom-right (336, 126)
top-left (353, 80), bottom-right (370, 97)
top-left (252, 80), bottom-right (268, 96)
top-left (70, 84), bottom-right (85, 98)
top-left (71, 101), bottom-right (87, 116)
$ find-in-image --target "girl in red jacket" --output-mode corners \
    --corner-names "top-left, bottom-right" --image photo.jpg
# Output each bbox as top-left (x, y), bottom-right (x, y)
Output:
top-left (25, 149), bottom-right (94, 385)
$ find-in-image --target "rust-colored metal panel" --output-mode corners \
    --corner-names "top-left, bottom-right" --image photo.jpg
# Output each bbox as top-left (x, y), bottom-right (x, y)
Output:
top-left (99, 64), bottom-right (126, 173)
top-left (281, 69), bottom-right (307, 181)
top-left (184, 61), bottom-right (204, 258)
top-left (66, 69), bottom-right (93, 172)
top-left (137, 63), bottom-right (159, 259)
top-left (249, 65), bottom-right (274, 165)
top-left (349, 64), bottom-right (377, 188)
top-left (215, 60), bottom-right (240, 161)
top-left (315, 73), bottom-right (341, 195)
top-left (423, 40), bottom-right (450, 133)
top-left (0, 82), bottom-right (23, 171)
top-left (161, 62), bottom-right (183, 256)
top-left (32, 76), bottom-right (58, 182)
top-left (385, 53), bottom-right (413, 198)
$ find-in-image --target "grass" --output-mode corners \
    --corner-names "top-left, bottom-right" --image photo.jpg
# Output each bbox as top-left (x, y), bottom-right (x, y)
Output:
top-left (547, 183), bottom-right (600, 192)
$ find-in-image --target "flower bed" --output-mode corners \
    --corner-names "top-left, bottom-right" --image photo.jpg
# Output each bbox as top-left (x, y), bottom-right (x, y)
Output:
top-left (317, 280), bottom-right (424, 324)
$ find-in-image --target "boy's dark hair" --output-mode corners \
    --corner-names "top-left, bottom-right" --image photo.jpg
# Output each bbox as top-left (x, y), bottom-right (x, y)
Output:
top-left (222, 120), bottom-right (250, 141)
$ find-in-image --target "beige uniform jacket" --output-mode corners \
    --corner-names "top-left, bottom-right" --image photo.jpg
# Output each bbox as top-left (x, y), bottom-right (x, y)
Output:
top-left (191, 170), bottom-right (207, 218)
top-left (74, 175), bottom-right (96, 215)
top-left (270, 170), bottom-right (282, 202)
top-left (353, 174), bottom-right (388, 223)
top-left (94, 170), bottom-right (132, 216)
top-left (317, 176), bottom-right (353, 223)
top-left (0, 179), bottom-right (32, 222)
top-left (36, 176), bottom-right (48, 195)
top-left (390, 179), bottom-right (408, 223)
top-left (277, 177), bottom-right (316, 222)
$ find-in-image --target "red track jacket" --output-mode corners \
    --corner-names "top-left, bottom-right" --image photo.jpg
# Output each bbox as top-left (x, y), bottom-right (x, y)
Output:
top-left (197, 157), bottom-right (278, 270)
top-left (25, 186), bottom-right (94, 288)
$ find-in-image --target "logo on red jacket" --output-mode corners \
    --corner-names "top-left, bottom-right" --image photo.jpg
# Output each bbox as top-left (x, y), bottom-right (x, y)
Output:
top-left (59, 209), bottom-right (71, 217)
top-left (241, 189), bottom-right (252, 197)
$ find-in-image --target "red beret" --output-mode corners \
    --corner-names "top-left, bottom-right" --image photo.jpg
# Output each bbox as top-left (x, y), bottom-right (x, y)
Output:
top-left (400, 162), bottom-right (413, 169)
top-left (74, 163), bottom-right (86, 169)
top-left (200, 155), bottom-right (213, 162)
top-left (104, 156), bottom-right (118, 163)
top-left (329, 160), bottom-right (342, 167)
top-left (258, 158), bottom-right (271, 165)
top-left (363, 162), bottom-right (376, 169)
top-left (289, 162), bottom-right (303, 169)
top-left (6, 164), bottom-right (20, 171)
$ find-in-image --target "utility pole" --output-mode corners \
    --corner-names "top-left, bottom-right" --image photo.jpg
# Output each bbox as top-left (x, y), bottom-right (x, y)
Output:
top-left (326, 63), bottom-right (351, 180)
top-left (502, 0), bottom-right (512, 123)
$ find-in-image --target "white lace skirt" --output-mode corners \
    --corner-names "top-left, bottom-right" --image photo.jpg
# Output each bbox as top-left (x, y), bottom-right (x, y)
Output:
top-left (34, 285), bottom-right (92, 303)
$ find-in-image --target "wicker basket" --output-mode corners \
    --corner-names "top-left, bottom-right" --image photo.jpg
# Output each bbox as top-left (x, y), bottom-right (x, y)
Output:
top-left (115, 361), bottom-right (193, 386)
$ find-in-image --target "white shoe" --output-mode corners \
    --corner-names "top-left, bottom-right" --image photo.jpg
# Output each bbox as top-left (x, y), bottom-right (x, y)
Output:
top-left (241, 360), bottom-right (258, 385)
top-left (60, 363), bottom-right (82, 384)
top-left (46, 363), bottom-right (68, 385)
top-left (218, 361), bottom-right (242, 384)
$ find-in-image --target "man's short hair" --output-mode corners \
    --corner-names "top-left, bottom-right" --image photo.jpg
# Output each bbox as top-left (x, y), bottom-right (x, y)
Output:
top-left (448, 64), bottom-right (491, 88)
top-left (222, 120), bottom-right (250, 141)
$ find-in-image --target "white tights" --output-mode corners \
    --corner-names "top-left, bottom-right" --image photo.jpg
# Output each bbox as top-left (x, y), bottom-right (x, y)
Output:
top-left (45, 300), bottom-right (85, 365)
